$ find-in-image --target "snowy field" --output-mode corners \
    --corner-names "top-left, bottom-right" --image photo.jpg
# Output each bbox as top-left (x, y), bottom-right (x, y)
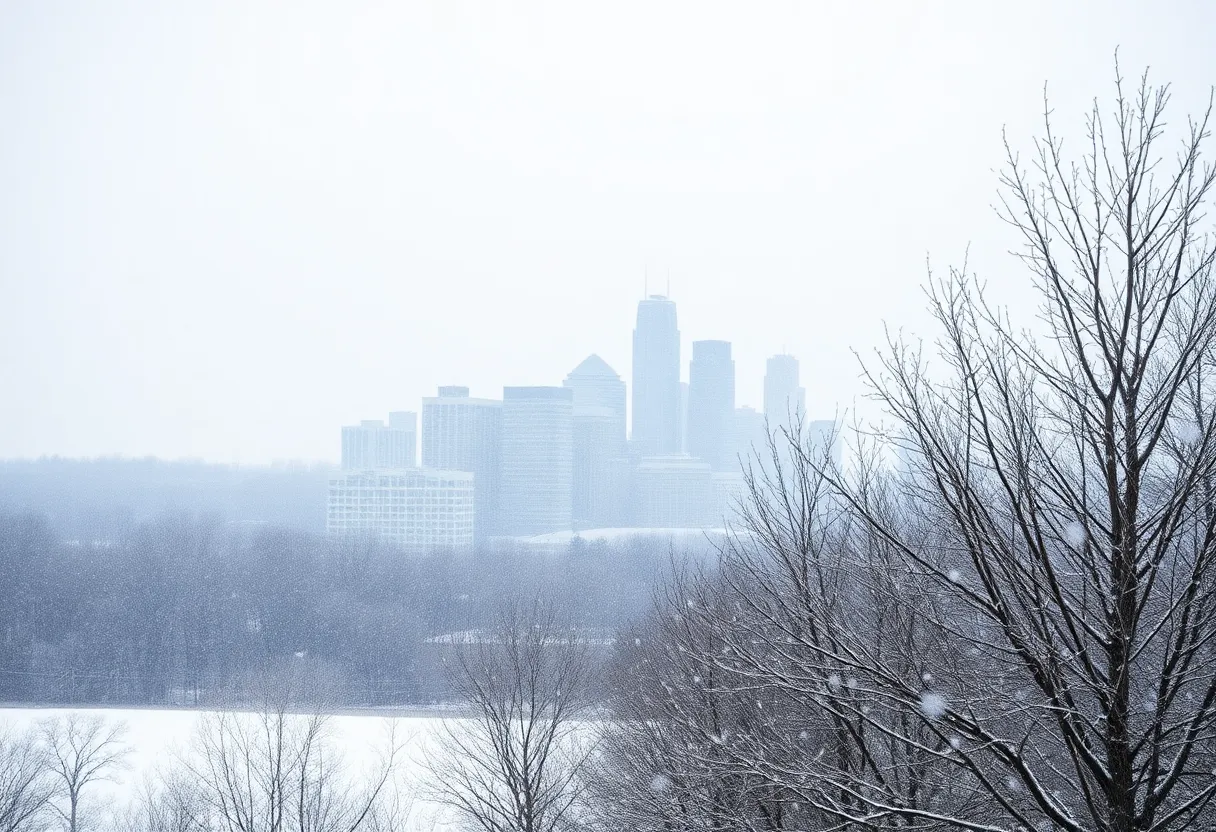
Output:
top-left (0, 707), bottom-right (460, 830)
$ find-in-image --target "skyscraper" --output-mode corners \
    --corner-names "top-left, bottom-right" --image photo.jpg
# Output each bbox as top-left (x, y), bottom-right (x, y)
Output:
top-left (631, 295), bottom-right (681, 455)
top-left (687, 340), bottom-right (736, 470)
top-left (763, 354), bottom-right (806, 441)
top-left (501, 386), bottom-right (574, 536)
top-left (678, 381), bottom-right (689, 454)
top-left (563, 355), bottom-right (627, 447)
top-left (733, 405), bottom-right (766, 465)
top-left (341, 416), bottom-right (416, 470)
top-left (634, 455), bottom-right (715, 528)
top-left (807, 418), bottom-right (843, 469)
top-left (564, 356), bottom-right (627, 529)
top-left (421, 386), bottom-right (502, 541)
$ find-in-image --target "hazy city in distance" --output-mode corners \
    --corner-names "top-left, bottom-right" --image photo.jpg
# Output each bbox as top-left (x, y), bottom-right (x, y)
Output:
top-left (330, 291), bottom-right (841, 549)
top-left (4, 5), bottom-right (1216, 832)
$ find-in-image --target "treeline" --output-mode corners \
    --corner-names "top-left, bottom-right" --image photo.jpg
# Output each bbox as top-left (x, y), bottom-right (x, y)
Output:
top-left (0, 509), bottom-right (676, 707)
top-left (0, 458), bottom-right (332, 540)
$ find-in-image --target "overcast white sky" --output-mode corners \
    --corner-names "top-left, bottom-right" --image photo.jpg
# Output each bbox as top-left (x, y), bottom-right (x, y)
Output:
top-left (2, 1), bottom-right (1214, 464)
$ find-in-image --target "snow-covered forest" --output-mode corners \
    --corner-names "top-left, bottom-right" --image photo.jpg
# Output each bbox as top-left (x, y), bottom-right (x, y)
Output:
top-left (0, 512), bottom-right (670, 706)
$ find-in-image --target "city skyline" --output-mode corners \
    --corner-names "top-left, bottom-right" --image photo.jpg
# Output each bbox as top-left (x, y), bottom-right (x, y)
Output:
top-left (338, 294), bottom-right (828, 469)
top-left (7, 5), bottom-right (1202, 464)
top-left (328, 294), bottom-right (838, 542)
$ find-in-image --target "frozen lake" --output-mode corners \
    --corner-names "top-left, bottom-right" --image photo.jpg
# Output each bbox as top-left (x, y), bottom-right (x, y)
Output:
top-left (0, 706), bottom-right (462, 830)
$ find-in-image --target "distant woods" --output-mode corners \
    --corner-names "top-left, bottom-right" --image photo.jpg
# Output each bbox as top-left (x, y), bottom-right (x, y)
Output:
top-left (0, 507), bottom-right (671, 707)
top-left (0, 458), bottom-right (333, 540)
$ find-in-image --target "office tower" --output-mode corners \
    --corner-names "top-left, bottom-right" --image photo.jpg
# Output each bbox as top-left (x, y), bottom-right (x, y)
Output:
top-left (712, 471), bottom-right (747, 525)
top-left (341, 415), bottom-right (416, 470)
top-left (326, 469), bottom-right (474, 550)
top-left (687, 340), bottom-right (736, 470)
top-left (763, 354), bottom-right (806, 441)
top-left (564, 356), bottom-right (627, 529)
top-left (501, 386), bottom-right (574, 536)
top-left (631, 295), bottom-right (681, 455)
top-left (563, 355), bottom-right (627, 445)
top-left (807, 418), bottom-right (843, 469)
top-left (634, 455), bottom-right (715, 528)
top-left (421, 386), bottom-right (502, 542)
top-left (678, 381), bottom-right (689, 453)
top-left (733, 405), bottom-right (766, 466)
top-left (388, 411), bottom-right (417, 465)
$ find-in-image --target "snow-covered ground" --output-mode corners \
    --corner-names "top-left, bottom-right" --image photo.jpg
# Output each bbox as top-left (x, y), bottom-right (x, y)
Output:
top-left (0, 707), bottom-right (459, 830)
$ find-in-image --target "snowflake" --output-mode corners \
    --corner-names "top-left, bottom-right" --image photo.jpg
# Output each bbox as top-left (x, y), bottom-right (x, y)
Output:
top-left (920, 691), bottom-right (948, 720)
top-left (650, 774), bottom-right (672, 793)
top-left (828, 673), bottom-right (842, 691)
top-left (1064, 521), bottom-right (1087, 547)
top-left (947, 569), bottom-right (962, 583)
top-left (1178, 421), bottom-right (1202, 444)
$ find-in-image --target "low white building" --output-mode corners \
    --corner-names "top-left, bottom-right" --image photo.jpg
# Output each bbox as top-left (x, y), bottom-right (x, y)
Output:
top-left (326, 469), bottom-right (474, 550)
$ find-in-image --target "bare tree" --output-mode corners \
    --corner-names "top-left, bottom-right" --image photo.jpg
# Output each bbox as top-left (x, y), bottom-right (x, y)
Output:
top-left (181, 703), bottom-right (405, 832)
top-left (39, 714), bottom-right (131, 832)
top-left (771, 65), bottom-right (1216, 832)
top-left (109, 771), bottom-right (209, 832)
top-left (427, 598), bottom-right (594, 832)
top-left (591, 562), bottom-right (822, 832)
top-left (0, 722), bottom-right (54, 832)
top-left (593, 63), bottom-right (1216, 832)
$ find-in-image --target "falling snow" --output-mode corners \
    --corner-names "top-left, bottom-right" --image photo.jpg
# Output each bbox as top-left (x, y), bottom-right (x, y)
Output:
top-left (920, 691), bottom-right (948, 719)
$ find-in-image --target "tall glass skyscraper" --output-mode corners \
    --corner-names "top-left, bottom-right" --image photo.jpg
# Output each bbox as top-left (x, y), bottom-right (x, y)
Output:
top-left (764, 353), bottom-right (806, 440)
top-left (563, 354), bottom-right (627, 448)
top-left (501, 386), bottom-right (574, 536)
top-left (421, 386), bottom-right (502, 542)
top-left (564, 355), bottom-right (628, 529)
top-left (687, 340), bottom-right (736, 470)
top-left (631, 295), bottom-right (681, 455)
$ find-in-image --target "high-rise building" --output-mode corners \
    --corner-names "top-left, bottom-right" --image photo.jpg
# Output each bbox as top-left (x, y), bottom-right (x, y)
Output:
top-left (631, 295), bottom-right (681, 455)
top-left (326, 469), bottom-right (474, 550)
top-left (807, 419), bottom-right (843, 469)
top-left (635, 455), bottom-right (715, 528)
top-left (341, 416), bottom-right (416, 470)
top-left (763, 354), bottom-right (806, 441)
top-left (421, 386), bottom-right (502, 542)
top-left (564, 356), bottom-right (627, 529)
top-left (501, 386), bottom-right (574, 536)
top-left (733, 405), bottom-right (766, 467)
top-left (678, 381), bottom-right (689, 454)
top-left (712, 471), bottom-right (747, 526)
top-left (563, 355), bottom-right (627, 445)
top-left (687, 340), bottom-right (736, 470)
top-left (388, 411), bottom-right (417, 435)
